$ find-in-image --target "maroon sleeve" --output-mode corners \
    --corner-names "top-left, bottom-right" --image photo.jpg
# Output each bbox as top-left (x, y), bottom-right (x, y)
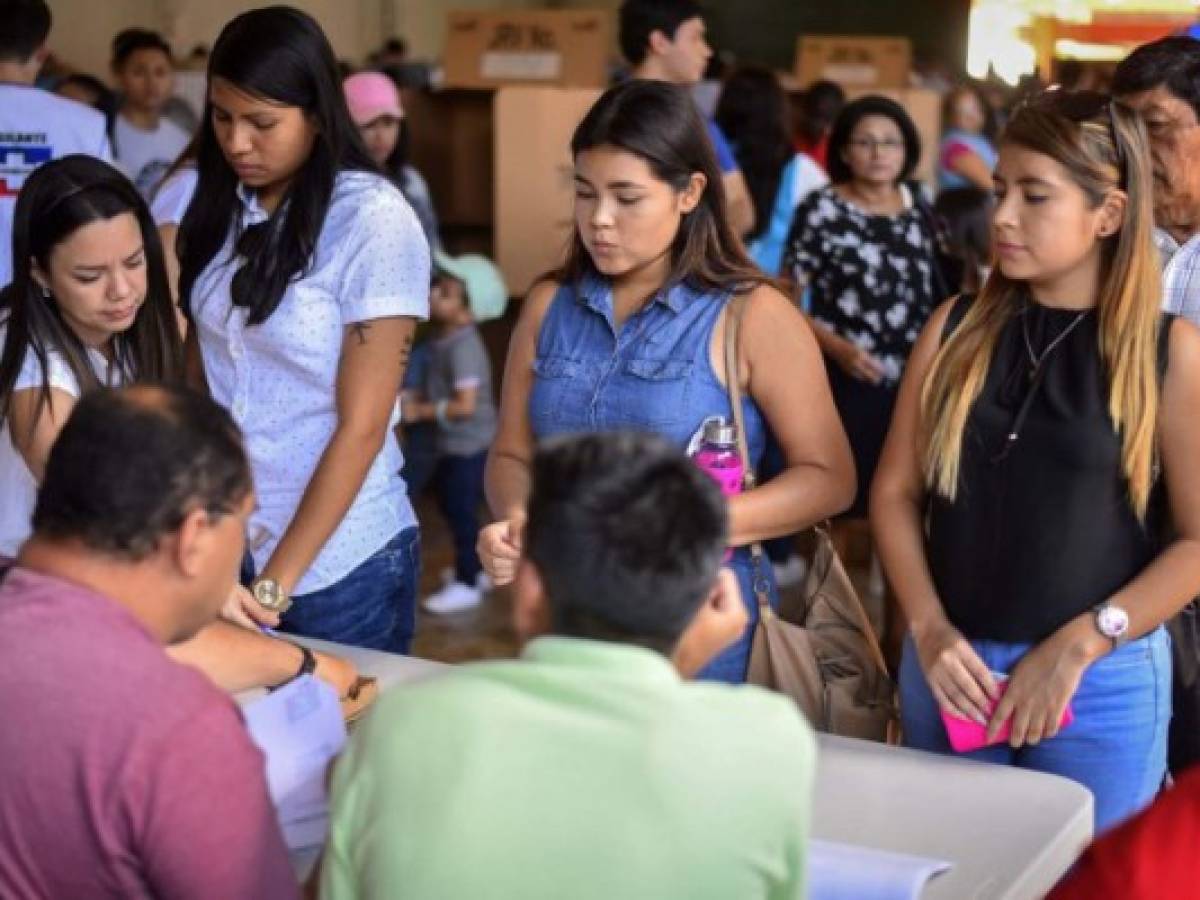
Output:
top-left (131, 699), bottom-right (300, 900)
top-left (1049, 768), bottom-right (1200, 900)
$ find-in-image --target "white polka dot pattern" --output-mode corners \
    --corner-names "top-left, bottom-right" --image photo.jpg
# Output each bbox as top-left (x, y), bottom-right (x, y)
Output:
top-left (191, 171), bottom-right (431, 594)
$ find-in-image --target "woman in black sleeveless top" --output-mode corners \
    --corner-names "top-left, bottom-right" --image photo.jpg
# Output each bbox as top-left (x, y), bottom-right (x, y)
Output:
top-left (873, 91), bottom-right (1200, 834)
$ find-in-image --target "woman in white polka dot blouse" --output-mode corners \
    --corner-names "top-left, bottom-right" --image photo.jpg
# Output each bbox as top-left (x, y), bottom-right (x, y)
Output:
top-left (177, 7), bottom-right (431, 652)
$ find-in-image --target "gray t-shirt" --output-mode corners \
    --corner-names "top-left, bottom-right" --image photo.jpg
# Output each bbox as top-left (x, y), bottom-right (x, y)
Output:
top-left (425, 325), bottom-right (496, 456)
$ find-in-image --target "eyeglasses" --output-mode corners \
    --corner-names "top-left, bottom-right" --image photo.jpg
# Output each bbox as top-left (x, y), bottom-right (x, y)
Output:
top-left (848, 138), bottom-right (905, 153)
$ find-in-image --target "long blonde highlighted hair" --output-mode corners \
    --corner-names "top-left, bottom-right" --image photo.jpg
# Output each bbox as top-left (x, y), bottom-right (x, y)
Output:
top-left (920, 91), bottom-right (1163, 518)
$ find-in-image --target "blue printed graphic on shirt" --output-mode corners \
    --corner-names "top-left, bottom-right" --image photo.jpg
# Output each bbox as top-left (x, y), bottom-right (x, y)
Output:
top-left (0, 142), bottom-right (52, 197)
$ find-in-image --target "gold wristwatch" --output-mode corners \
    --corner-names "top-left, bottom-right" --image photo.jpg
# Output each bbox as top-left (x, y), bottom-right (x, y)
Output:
top-left (252, 578), bottom-right (292, 614)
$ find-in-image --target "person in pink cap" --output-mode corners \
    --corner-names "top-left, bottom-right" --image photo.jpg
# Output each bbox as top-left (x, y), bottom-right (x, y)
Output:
top-left (344, 70), bottom-right (439, 252)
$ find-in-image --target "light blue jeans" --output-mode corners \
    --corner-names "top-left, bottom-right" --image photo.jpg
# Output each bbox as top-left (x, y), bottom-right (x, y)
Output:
top-left (899, 627), bottom-right (1171, 835)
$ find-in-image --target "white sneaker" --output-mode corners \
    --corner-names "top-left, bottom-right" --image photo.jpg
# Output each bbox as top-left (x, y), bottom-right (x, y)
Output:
top-left (439, 567), bottom-right (492, 593)
top-left (772, 555), bottom-right (808, 588)
top-left (423, 580), bottom-right (483, 615)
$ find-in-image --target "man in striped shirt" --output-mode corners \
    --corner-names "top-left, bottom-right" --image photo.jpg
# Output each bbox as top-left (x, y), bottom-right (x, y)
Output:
top-left (1115, 36), bottom-right (1200, 777)
top-left (1115, 37), bottom-right (1200, 327)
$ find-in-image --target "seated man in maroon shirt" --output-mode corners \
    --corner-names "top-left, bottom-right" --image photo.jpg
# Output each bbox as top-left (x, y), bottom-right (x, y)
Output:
top-left (1050, 766), bottom-right (1200, 899)
top-left (0, 385), bottom-right (297, 899)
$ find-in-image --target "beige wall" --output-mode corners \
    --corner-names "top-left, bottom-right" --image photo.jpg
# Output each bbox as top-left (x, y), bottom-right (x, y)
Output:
top-left (46, 1), bottom-right (621, 78)
top-left (46, 0), bottom-right (162, 77)
top-left (392, 0), bottom-right (534, 64)
top-left (47, 0), bottom-right (380, 77)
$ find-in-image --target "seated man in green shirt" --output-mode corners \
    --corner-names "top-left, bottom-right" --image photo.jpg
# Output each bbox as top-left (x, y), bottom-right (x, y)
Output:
top-left (321, 432), bottom-right (818, 900)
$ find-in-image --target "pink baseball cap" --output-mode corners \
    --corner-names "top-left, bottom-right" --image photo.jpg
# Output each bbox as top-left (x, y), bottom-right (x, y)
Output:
top-left (343, 72), bottom-right (403, 125)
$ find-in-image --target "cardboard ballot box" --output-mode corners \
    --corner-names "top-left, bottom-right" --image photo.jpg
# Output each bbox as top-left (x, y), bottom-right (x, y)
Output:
top-left (795, 36), bottom-right (912, 89)
top-left (444, 10), bottom-right (614, 90)
top-left (494, 86), bottom-right (603, 296)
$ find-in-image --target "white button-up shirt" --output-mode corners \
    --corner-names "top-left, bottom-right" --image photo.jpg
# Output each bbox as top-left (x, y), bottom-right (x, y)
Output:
top-left (192, 171), bottom-right (430, 594)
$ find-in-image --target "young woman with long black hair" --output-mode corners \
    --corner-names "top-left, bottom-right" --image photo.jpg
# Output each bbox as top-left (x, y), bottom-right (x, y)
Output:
top-left (178, 7), bottom-right (430, 652)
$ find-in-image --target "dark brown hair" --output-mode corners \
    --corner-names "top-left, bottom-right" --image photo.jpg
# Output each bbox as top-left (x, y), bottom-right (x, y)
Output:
top-left (557, 79), bottom-right (771, 296)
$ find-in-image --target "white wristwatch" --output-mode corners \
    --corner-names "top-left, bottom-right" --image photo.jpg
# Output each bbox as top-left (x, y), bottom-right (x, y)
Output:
top-left (1093, 602), bottom-right (1130, 650)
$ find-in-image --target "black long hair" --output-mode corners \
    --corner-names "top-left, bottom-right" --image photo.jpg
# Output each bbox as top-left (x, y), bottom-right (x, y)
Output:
top-left (0, 155), bottom-right (182, 432)
top-left (559, 79), bottom-right (769, 295)
top-left (714, 65), bottom-right (792, 242)
top-left (177, 5), bottom-right (376, 325)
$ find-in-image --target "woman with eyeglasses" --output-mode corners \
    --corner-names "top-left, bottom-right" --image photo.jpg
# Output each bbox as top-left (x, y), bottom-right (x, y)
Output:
top-left (177, 7), bottom-right (430, 652)
top-left (782, 96), bottom-right (941, 656)
top-left (872, 91), bottom-right (1200, 833)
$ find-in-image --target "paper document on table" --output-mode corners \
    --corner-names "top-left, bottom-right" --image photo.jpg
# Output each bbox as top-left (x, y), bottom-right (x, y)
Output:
top-left (244, 675), bottom-right (347, 851)
top-left (809, 839), bottom-right (952, 900)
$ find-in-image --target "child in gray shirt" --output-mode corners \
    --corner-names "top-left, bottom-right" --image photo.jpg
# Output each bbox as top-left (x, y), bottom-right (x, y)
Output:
top-left (403, 252), bottom-right (507, 614)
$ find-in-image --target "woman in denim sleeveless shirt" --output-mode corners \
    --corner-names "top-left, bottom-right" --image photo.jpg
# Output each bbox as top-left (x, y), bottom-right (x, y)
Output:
top-left (479, 80), bottom-right (855, 683)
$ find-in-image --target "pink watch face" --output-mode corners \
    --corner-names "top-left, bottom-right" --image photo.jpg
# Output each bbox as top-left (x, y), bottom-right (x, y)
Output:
top-left (1098, 605), bottom-right (1130, 639)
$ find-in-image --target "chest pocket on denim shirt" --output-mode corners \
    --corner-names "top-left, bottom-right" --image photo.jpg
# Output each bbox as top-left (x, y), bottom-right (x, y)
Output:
top-left (529, 355), bottom-right (585, 434)
top-left (610, 357), bottom-right (694, 429)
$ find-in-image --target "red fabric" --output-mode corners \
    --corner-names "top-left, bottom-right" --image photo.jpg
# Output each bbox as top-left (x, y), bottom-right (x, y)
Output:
top-left (795, 134), bottom-right (829, 173)
top-left (940, 139), bottom-right (974, 172)
top-left (1049, 766), bottom-right (1200, 899)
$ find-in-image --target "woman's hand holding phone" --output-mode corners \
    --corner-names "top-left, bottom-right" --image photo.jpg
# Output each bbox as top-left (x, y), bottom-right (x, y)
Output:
top-left (988, 623), bottom-right (1096, 747)
top-left (913, 614), bottom-right (999, 725)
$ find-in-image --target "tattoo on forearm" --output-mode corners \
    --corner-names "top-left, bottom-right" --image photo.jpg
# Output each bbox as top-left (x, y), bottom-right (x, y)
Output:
top-left (350, 323), bottom-right (371, 346)
top-left (399, 333), bottom-right (413, 373)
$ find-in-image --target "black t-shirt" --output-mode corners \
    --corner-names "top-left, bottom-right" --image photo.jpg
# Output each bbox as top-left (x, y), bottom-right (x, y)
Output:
top-left (927, 294), bottom-right (1172, 643)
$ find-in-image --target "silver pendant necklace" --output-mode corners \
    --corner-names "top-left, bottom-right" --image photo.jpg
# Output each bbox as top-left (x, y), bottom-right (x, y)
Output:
top-left (1021, 306), bottom-right (1088, 379)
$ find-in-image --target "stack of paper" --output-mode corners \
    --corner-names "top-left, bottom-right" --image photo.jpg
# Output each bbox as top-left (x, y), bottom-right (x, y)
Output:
top-left (809, 839), bottom-right (952, 900)
top-left (244, 675), bottom-right (347, 851)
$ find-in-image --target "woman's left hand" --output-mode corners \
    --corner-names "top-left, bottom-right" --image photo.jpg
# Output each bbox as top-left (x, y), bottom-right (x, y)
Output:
top-left (988, 629), bottom-right (1091, 747)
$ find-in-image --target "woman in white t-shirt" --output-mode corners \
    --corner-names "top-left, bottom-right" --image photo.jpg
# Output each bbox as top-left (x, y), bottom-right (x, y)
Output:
top-left (178, 8), bottom-right (431, 652)
top-left (0, 156), bottom-right (180, 558)
top-left (0, 154), bottom-right (364, 699)
top-left (110, 29), bottom-right (191, 199)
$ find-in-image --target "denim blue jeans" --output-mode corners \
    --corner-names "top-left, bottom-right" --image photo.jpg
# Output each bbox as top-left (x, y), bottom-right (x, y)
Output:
top-left (899, 627), bottom-right (1171, 834)
top-left (243, 527), bottom-right (421, 654)
top-left (432, 450), bottom-right (488, 586)
top-left (697, 547), bottom-right (779, 684)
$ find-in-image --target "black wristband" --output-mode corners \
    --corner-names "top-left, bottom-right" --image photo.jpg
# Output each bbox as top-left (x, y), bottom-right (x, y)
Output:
top-left (268, 643), bottom-right (316, 692)
top-left (294, 644), bottom-right (317, 679)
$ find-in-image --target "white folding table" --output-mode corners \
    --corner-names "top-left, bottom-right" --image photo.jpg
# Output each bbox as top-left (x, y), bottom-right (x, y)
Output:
top-left (272, 640), bottom-right (1093, 898)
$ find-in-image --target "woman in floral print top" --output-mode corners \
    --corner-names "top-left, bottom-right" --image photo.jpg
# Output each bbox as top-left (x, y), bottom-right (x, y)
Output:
top-left (784, 95), bottom-right (939, 520)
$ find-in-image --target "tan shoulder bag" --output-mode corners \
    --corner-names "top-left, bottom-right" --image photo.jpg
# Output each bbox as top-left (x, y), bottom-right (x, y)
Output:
top-left (723, 294), bottom-right (899, 743)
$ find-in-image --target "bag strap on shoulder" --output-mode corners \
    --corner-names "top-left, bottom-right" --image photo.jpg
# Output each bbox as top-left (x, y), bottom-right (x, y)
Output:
top-left (723, 294), bottom-right (773, 610)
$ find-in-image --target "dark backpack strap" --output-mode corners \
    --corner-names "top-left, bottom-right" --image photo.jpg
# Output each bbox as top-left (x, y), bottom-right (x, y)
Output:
top-left (911, 184), bottom-right (956, 302)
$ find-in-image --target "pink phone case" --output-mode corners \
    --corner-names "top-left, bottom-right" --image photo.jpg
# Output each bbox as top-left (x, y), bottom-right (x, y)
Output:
top-left (940, 676), bottom-right (1075, 752)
